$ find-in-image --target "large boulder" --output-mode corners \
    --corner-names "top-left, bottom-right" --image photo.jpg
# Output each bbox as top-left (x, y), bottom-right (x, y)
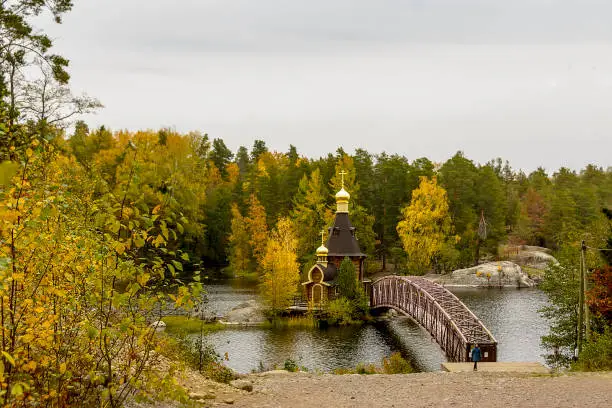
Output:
top-left (431, 261), bottom-right (535, 288)
top-left (509, 246), bottom-right (558, 270)
top-left (222, 299), bottom-right (265, 324)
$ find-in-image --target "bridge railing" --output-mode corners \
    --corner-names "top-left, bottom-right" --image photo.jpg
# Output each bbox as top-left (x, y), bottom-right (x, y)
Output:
top-left (370, 275), bottom-right (497, 362)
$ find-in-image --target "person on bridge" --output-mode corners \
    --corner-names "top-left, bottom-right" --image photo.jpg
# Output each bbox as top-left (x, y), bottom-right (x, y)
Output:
top-left (472, 344), bottom-right (482, 371)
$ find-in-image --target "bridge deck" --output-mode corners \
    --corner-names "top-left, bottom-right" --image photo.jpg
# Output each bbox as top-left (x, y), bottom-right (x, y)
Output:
top-left (409, 277), bottom-right (494, 344)
top-left (371, 275), bottom-right (497, 362)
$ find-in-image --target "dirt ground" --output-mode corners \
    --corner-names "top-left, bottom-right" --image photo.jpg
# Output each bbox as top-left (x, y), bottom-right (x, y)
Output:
top-left (178, 369), bottom-right (612, 408)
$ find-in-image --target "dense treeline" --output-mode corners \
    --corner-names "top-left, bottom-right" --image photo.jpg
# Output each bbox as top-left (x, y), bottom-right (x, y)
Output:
top-left (60, 127), bottom-right (612, 276)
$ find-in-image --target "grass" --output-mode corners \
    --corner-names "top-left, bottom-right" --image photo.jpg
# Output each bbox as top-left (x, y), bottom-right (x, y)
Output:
top-left (260, 316), bottom-right (318, 329)
top-left (333, 353), bottom-right (414, 375)
top-left (162, 315), bottom-right (225, 335)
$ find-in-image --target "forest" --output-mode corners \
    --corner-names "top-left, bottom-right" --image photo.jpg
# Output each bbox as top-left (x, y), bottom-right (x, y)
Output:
top-left (1, 1), bottom-right (611, 406)
top-left (61, 125), bottom-right (612, 279)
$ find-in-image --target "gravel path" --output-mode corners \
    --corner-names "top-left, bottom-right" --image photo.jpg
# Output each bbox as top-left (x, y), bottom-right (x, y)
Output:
top-left (227, 371), bottom-right (612, 408)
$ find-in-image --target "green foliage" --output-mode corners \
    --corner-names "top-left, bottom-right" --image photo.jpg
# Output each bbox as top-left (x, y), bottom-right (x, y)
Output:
top-left (0, 139), bottom-right (203, 405)
top-left (4, 8), bottom-right (612, 391)
top-left (382, 352), bottom-right (413, 374)
top-left (572, 328), bottom-right (612, 372)
top-left (283, 359), bottom-right (299, 372)
top-left (333, 353), bottom-right (413, 374)
top-left (355, 363), bottom-right (378, 374)
top-left (328, 154), bottom-right (376, 256)
top-left (388, 246), bottom-right (409, 273)
top-left (209, 138), bottom-right (234, 176)
top-left (539, 251), bottom-right (580, 368)
top-left (371, 153), bottom-right (424, 269)
top-left (261, 316), bottom-right (318, 329)
top-left (325, 298), bottom-right (357, 326)
top-left (336, 257), bottom-right (358, 299)
top-left (205, 362), bottom-right (236, 384)
top-left (539, 242), bottom-right (607, 369)
top-left (161, 316), bottom-right (224, 335)
top-left (291, 169), bottom-right (328, 263)
top-left (164, 329), bottom-right (235, 384)
top-left (600, 208), bottom-right (612, 265)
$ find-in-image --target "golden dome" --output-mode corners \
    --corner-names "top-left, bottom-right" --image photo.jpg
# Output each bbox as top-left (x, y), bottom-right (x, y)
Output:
top-left (316, 244), bottom-right (329, 256)
top-left (335, 187), bottom-right (350, 203)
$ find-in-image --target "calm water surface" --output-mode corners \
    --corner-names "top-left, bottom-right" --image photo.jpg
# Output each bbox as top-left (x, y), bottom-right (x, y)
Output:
top-left (197, 280), bottom-right (550, 373)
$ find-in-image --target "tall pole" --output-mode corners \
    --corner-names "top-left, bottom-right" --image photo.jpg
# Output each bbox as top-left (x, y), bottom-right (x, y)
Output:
top-left (582, 241), bottom-right (590, 341)
top-left (577, 241), bottom-right (585, 354)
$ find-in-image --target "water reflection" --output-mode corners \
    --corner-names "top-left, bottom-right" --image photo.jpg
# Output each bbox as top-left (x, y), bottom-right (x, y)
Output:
top-left (450, 287), bottom-right (550, 363)
top-left (198, 281), bottom-right (550, 373)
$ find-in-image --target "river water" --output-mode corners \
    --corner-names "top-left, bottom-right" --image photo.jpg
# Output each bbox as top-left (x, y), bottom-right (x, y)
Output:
top-left (197, 280), bottom-right (550, 373)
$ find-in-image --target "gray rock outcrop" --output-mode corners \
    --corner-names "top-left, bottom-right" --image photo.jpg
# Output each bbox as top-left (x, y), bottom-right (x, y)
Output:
top-left (222, 299), bottom-right (266, 324)
top-left (430, 261), bottom-right (535, 288)
top-left (509, 245), bottom-right (558, 270)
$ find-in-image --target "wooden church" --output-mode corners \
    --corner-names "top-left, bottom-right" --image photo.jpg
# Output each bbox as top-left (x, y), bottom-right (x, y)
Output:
top-left (301, 174), bottom-right (367, 305)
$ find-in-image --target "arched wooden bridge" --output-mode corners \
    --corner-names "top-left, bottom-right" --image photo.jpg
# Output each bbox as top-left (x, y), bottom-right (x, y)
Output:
top-left (370, 276), bottom-right (497, 362)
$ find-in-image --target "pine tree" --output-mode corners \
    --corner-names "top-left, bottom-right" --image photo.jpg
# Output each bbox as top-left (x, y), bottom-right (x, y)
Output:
top-left (474, 164), bottom-right (507, 261)
top-left (372, 153), bottom-right (414, 269)
top-left (209, 138), bottom-right (234, 176)
top-left (337, 257), bottom-right (358, 299)
top-left (291, 169), bottom-right (328, 263)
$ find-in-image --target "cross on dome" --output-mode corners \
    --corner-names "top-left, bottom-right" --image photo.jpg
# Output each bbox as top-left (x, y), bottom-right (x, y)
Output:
top-left (339, 170), bottom-right (347, 189)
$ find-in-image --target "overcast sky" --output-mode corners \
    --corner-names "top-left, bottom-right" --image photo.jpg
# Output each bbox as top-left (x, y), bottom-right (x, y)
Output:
top-left (41, 0), bottom-right (612, 172)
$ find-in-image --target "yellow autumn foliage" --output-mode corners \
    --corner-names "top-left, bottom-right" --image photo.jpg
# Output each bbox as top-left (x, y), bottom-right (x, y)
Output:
top-left (0, 135), bottom-right (201, 406)
top-left (396, 176), bottom-right (454, 273)
top-left (260, 218), bottom-right (300, 313)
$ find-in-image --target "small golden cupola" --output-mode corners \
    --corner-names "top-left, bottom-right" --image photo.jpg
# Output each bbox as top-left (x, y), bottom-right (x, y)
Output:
top-left (316, 230), bottom-right (328, 266)
top-left (335, 170), bottom-right (350, 213)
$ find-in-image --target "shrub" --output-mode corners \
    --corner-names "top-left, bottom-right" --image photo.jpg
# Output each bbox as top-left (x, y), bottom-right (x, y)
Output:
top-left (204, 361), bottom-right (236, 384)
top-left (332, 353), bottom-right (413, 375)
top-left (284, 359), bottom-right (299, 372)
top-left (382, 352), bottom-right (413, 374)
top-left (325, 298), bottom-right (355, 325)
top-left (165, 329), bottom-right (236, 383)
top-left (355, 363), bottom-right (378, 374)
top-left (572, 328), bottom-right (612, 372)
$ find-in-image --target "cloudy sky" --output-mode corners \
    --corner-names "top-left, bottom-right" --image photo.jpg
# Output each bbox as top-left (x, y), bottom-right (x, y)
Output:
top-left (41, 0), bottom-right (612, 172)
